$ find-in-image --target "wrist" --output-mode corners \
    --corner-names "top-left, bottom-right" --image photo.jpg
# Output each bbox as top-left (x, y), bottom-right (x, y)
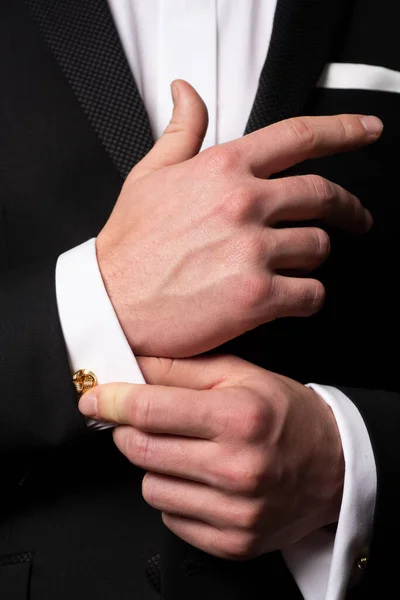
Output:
top-left (309, 388), bottom-right (345, 525)
top-left (95, 234), bottom-right (135, 347)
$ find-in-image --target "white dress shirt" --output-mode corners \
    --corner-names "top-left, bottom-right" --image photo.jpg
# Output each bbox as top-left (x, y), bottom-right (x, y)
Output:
top-left (55, 2), bottom-right (377, 598)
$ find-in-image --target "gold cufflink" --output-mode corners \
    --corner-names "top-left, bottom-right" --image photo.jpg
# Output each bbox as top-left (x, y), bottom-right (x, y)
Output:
top-left (72, 369), bottom-right (97, 398)
top-left (348, 551), bottom-right (369, 589)
top-left (356, 555), bottom-right (368, 571)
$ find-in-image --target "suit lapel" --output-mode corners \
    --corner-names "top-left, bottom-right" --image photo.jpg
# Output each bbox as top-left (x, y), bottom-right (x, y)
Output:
top-left (24, 0), bottom-right (154, 179)
top-left (24, 0), bottom-right (352, 180)
top-left (245, 0), bottom-right (353, 134)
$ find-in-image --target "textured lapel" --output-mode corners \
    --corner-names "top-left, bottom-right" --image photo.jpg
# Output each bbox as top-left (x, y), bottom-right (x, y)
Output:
top-left (24, 0), bottom-right (154, 179)
top-left (245, 0), bottom-right (353, 134)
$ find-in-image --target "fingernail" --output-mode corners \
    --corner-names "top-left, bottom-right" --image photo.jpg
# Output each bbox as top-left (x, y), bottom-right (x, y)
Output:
top-left (170, 81), bottom-right (179, 105)
top-left (78, 393), bottom-right (97, 417)
top-left (360, 115), bottom-right (383, 136)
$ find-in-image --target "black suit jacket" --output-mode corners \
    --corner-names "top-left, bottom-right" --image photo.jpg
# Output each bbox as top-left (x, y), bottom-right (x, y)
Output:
top-left (0, 1), bottom-right (398, 598)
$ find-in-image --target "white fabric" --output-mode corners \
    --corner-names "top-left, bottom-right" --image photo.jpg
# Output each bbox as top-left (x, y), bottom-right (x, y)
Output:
top-left (283, 385), bottom-right (377, 600)
top-left (317, 62), bottom-right (400, 94)
top-left (55, 2), bottom-right (378, 598)
top-left (56, 239), bottom-right (145, 430)
top-left (108, 0), bottom-right (276, 146)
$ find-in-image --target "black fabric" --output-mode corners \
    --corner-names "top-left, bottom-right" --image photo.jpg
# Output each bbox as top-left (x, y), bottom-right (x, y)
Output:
top-left (146, 553), bottom-right (162, 594)
top-left (0, 0), bottom-right (399, 598)
top-left (245, 0), bottom-right (351, 132)
top-left (339, 387), bottom-right (400, 600)
top-left (0, 552), bottom-right (32, 567)
top-left (0, 260), bottom-right (87, 455)
top-left (0, 560), bottom-right (31, 600)
top-left (25, 0), bottom-right (154, 179)
top-left (161, 528), bottom-right (301, 599)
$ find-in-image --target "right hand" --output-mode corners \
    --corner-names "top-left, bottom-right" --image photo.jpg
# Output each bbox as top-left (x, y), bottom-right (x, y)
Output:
top-left (97, 80), bottom-right (381, 358)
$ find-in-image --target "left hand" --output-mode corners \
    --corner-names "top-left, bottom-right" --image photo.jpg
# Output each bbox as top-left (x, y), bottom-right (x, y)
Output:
top-left (79, 355), bottom-right (344, 560)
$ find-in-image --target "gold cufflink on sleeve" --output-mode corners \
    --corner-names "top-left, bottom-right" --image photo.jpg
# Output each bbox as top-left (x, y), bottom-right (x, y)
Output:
top-left (356, 555), bottom-right (368, 571)
top-left (349, 551), bottom-right (369, 589)
top-left (72, 369), bottom-right (98, 398)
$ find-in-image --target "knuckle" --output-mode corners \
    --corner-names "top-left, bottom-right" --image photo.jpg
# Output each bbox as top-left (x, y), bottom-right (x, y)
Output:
top-left (122, 430), bottom-right (151, 467)
top-left (292, 279), bottom-right (326, 316)
top-left (238, 398), bottom-right (269, 442)
top-left (215, 462), bottom-right (238, 491)
top-left (236, 231), bottom-right (265, 264)
top-left (204, 144), bottom-right (241, 175)
top-left (285, 117), bottom-right (316, 148)
top-left (223, 531), bottom-right (259, 561)
top-left (234, 273), bottom-right (272, 313)
top-left (312, 227), bottom-right (331, 259)
top-left (133, 388), bottom-right (152, 430)
top-left (235, 501), bottom-right (265, 532)
top-left (334, 114), bottom-right (352, 140)
top-left (221, 186), bottom-right (258, 223)
top-left (239, 461), bottom-right (266, 495)
top-left (221, 454), bottom-right (266, 495)
top-left (265, 230), bottom-right (280, 258)
top-left (308, 175), bottom-right (335, 211)
top-left (310, 280), bottom-right (326, 312)
top-left (135, 434), bottom-right (152, 466)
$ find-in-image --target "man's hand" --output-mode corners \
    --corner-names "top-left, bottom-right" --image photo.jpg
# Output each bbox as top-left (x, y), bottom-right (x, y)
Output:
top-left (97, 79), bottom-right (381, 357)
top-left (79, 355), bottom-right (345, 560)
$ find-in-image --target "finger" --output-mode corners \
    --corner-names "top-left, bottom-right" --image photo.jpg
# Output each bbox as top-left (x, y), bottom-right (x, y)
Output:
top-left (268, 227), bottom-right (330, 272)
top-left (79, 382), bottom-right (223, 438)
top-left (143, 473), bottom-right (219, 525)
top-left (268, 274), bottom-right (326, 318)
top-left (264, 175), bottom-right (373, 233)
top-left (114, 427), bottom-right (215, 484)
top-left (162, 513), bottom-right (249, 560)
top-left (143, 473), bottom-right (257, 529)
top-left (137, 354), bottom-right (248, 389)
top-left (239, 114), bottom-right (383, 178)
top-left (269, 174), bottom-right (373, 232)
top-left (135, 80), bottom-right (208, 177)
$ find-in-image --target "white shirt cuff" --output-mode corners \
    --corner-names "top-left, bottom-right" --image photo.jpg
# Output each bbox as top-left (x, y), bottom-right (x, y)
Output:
top-left (55, 238), bottom-right (145, 430)
top-left (282, 384), bottom-right (377, 600)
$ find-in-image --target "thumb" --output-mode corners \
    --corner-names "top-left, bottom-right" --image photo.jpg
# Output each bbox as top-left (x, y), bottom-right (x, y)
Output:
top-left (134, 79), bottom-right (208, 177)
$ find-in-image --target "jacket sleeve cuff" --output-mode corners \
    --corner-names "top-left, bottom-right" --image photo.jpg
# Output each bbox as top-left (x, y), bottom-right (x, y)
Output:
top-left (281, 384), bottom-right (377, 600)
top-left (55, 238), bottom-right (145, 430)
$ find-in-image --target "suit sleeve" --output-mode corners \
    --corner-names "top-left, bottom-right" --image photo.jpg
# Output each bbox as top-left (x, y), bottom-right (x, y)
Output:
top-left (338, 386), bottom-right (400, 597)
top-left (0, 258), bottom-right (87, 456)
